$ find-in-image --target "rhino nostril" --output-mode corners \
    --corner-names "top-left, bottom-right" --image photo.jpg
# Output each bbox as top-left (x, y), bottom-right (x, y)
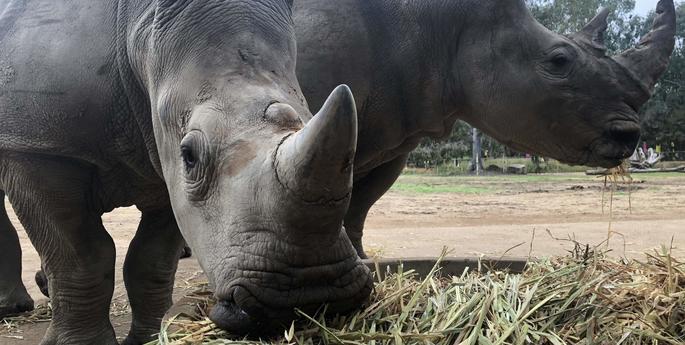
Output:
top-left (608, 125), bottom-right (641, 147)
top-left (209, 298), bottom-right (257, 333)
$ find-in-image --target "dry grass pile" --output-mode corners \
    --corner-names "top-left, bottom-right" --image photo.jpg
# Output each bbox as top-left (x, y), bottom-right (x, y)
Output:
top-left (149, 247), bottom-right (684, 345)
top-left (0, 303), bottom-right (51, 340)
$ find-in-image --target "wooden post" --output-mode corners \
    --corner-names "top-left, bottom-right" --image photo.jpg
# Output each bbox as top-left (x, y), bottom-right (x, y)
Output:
top-left (469, 127), bottom-right (484, 175)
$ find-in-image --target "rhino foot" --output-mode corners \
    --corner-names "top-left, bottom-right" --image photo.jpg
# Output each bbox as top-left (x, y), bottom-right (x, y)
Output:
top-left (39, 327), bottom-right (118, 345)
top-left (35, 270), bottom-right (50, 298)
top-left (179, 244), bottom-right (192, 259)
top-left (0, 287), bottom-right (34, 319)
top-left (120, 336), bottom-right (145, 345)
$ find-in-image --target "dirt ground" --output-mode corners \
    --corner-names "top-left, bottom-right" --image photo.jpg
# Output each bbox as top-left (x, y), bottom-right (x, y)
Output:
top-left (2, 172), bottom-right (684, 343)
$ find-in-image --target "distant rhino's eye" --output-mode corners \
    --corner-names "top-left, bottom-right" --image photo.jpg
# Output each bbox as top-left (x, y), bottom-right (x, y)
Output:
top-left (540, 47), bottom-right (576, 79)
top-left (550, 54), bottom-right (569, 67)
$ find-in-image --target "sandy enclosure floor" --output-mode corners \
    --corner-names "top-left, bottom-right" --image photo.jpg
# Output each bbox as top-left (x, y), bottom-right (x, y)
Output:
top-left (364, 173), bottom-right (685, 258)
top-left (2, 172), bottom-right (684, 343)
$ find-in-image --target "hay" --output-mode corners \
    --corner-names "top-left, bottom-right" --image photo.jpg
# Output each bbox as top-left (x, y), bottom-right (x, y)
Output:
top-left (1, 296), bottom-right (129, 340)
top-left (148, 247), bottom-right (684, 345)
top-left (600, 162), bottom-right (633, 244)
top-left (0, 302), bottom-right (52, 340)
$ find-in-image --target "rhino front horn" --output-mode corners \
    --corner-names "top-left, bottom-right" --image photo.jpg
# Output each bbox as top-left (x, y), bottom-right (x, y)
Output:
top-left (614, 0), bottom-right (676, 93)
top-left (275, 85), bottom-right (357, 204)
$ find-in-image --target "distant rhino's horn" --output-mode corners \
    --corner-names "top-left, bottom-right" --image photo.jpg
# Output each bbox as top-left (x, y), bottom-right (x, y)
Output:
top-left (275, 85), bottom-right (357, 204)
top-left (578, 7), bottom-right (611, 48)
top-left (613, 0), bottom-right (676, 93)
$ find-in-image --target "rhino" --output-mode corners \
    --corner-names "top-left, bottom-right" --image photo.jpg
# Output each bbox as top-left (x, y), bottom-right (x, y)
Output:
top-left (0, 0), bottom-right (677, 340)
top-left (293, 0), bottom-right (677, 258)
top-left (0, 0), bottom-right (372, 344)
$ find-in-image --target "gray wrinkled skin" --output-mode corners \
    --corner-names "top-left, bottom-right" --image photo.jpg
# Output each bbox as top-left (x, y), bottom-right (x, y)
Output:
top-left (0, 0), bottom-right (371, 344)
top-left (0, 0), bottom-right (677, 340)
top-left (292, 0), bottom-right (677, 258)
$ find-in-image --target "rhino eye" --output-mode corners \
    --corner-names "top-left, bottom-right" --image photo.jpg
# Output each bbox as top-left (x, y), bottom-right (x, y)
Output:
top-left (180, 131), bottom-right (207, 174)
top-left (180, 131), bottom-right (214, 202)
top-left (181, 145), bottom-right (197, 171)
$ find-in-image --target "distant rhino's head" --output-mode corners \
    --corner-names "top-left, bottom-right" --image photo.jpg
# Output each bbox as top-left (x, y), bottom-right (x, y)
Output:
top-left (457, 0), bottom-right (676, 168)
top-left (143, 0), bottom-right (371, 333)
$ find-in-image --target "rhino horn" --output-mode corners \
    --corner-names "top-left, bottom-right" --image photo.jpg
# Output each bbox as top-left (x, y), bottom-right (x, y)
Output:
top-left (275, 85), bottom-right (357, 204)
top-left (614, 0), bottom-right (676, 93)
top-left (578, 8), bottom-right (611, 48)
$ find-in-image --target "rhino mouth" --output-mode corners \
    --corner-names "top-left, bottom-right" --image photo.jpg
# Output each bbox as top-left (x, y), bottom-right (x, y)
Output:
top-left (210, 288), bottom-right (262, 334)
top-left (208, 238), bottom-right (373, 334)
top-left (584, 119), bottom-right (640, 168)
top-left (210, 277), bottom-right (372, 334)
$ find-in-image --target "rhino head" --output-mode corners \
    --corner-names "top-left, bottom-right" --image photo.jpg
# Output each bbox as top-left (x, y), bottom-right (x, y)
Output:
top-left (141, 0), bottom-right (371, 332)
top-left (457, 0), bottom-right (676, 168)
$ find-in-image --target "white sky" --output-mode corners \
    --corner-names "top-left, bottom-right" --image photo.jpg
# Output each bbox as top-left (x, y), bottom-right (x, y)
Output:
top-left (633, 0), bottom-right (658, 16)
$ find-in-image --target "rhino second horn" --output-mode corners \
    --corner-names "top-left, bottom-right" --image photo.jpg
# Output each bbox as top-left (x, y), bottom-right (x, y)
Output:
top-left (275, 85), bottom-right (357, 204)
top-left (578, 7), bottom-right (611, 48)
top-left (614, 0), bottom-right (676, 93)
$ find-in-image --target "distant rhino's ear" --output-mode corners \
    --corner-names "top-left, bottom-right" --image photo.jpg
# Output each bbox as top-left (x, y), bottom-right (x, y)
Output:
top-left (578, 8), bottom-right (611, 48)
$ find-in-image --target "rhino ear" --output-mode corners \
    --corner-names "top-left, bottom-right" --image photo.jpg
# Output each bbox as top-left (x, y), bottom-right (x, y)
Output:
top-left (156, 0), bottom-right (184, 9)
top-left (154, 0), bottom-right (190, 25)
top-left (579, 8), bottom-right (611, 47)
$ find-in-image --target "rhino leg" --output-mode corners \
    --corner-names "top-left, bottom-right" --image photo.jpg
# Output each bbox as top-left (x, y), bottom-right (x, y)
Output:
top-left (36, 237), bottom-right (188, 302)
top-left (0, 190), bottom-right (34, 319)
top-left (3, 157), bottom-right (117, 345)
top-left (122, 206), bottom-right (184, 345)
top-left (345, 155), bottom-right (408, 259)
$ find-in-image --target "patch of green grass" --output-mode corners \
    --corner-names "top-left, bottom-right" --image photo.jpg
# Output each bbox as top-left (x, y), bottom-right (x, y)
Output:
top-left (397, 173), bottom-right (591, 185)
top-left (630, 172), bottom-right (685, 181)
top-left (391, 171), bottom-right (685, 196)
top-left (505, 173), bottom-right (591, 182)
top-left (405, 158), bottom-right (589, 176)
top-left (390, 182), bottom-right (495, 194)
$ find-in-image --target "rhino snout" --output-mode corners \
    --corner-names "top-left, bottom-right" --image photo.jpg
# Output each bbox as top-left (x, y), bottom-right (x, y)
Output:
top-left (606, 121), bottom-right (641, 154)
top-left (210, 286), bottom-right (264, 334)
top-left (208, 253), bottom-right (373, 334)
top-left (603, 120), bottom-right (641, 159)
top-left (586, 120), bottom-right (641, 168)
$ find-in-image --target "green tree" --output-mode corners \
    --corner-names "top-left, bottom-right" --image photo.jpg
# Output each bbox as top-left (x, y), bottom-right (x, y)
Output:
top-left (526, 0), bottom-right (639, 53)
top-left (407, 121), bottom-right (471, 168)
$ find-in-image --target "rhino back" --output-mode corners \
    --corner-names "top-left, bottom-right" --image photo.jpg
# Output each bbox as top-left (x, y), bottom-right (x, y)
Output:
top-left (0, 0), bottom-right (165, 209)
top-left (293, 0), bottom-right (374, 115)
top-left (1, 0), bottom-right (145, 164)
top-left (294, 0), bottom-right (449, 173)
